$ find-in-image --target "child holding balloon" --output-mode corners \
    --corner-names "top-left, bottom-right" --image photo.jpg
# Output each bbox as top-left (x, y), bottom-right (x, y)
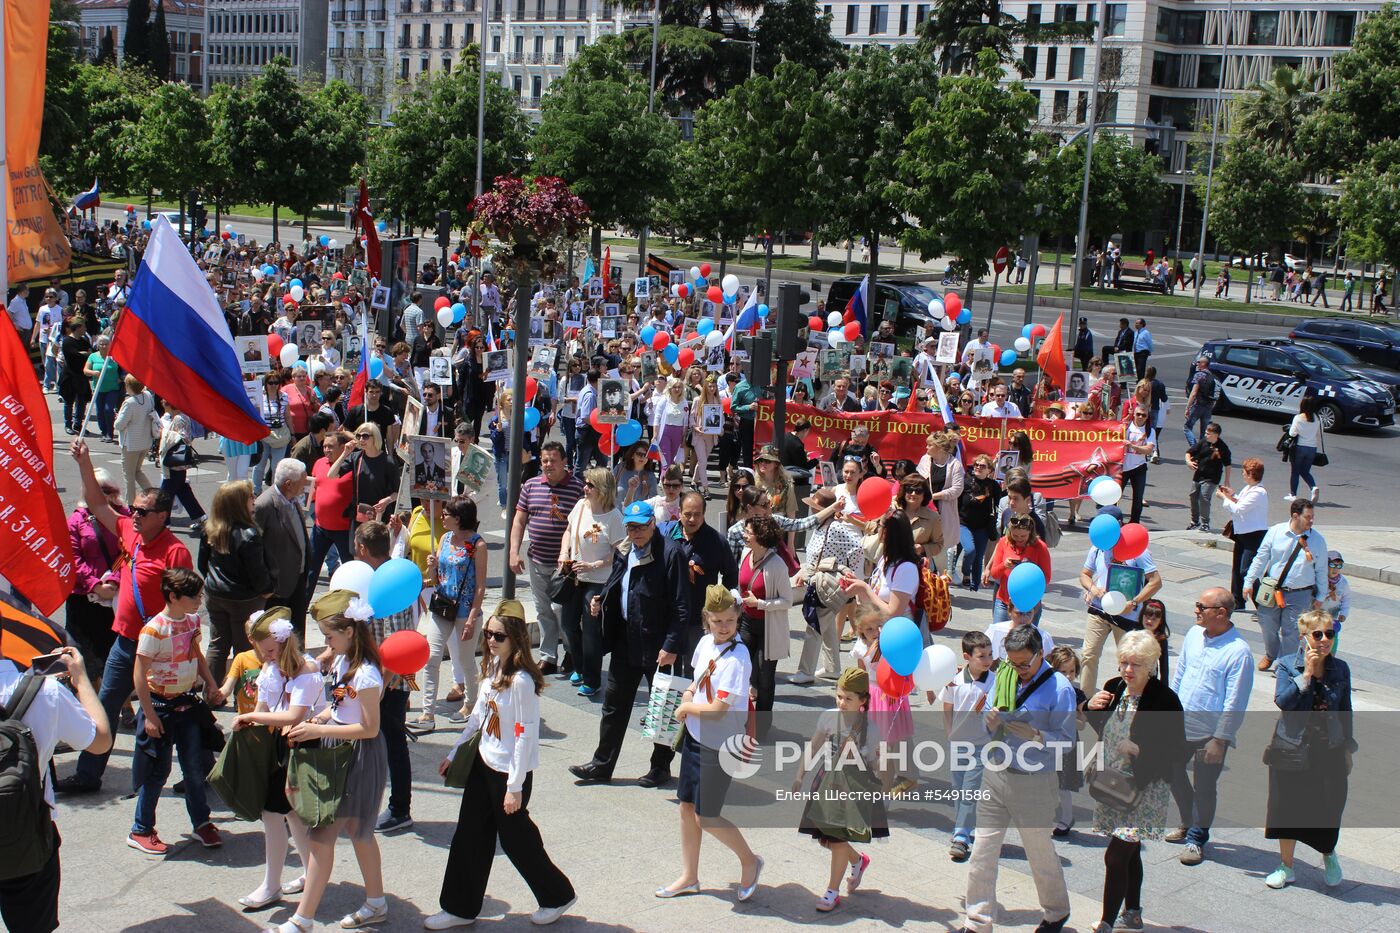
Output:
top-left (851, 608), bottom-right (915, 794)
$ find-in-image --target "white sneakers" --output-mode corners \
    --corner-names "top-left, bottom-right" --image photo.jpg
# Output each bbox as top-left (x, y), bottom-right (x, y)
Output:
top-left (423, 912), bottom-right (475, 930)
top-left (530, 896), bottom-right (577, 925)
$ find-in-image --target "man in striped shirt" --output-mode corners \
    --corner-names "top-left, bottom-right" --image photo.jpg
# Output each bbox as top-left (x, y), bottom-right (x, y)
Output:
top-left (510, 441), bottom-right (586, 675)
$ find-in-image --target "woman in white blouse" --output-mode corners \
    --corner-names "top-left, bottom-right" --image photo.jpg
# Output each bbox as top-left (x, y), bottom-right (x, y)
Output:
top-left (651, 377), bottom-right (691, 469)
top-left (558, 468), bottom-right (625, 697)
top-left (427, 601), bottom-right (577, 929)
top-left (1287, 394), bottom-right (1322, 503)
top-left (1217, 457), bottom-right (1270, 610)
top-left (918, 432), bottom-right (964, 572)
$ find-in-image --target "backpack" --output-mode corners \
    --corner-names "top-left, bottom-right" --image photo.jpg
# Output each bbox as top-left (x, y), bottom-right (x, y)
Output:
top-left (0, 671), bottom-right (56, 881)
top-left (914, 558), bottom-right (952, 632)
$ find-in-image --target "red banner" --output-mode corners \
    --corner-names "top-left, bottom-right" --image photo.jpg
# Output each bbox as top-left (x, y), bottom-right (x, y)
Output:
top-left (0, 319), bottom-right (75, 615)
top-left (755, 403), bottom-right (1125, 500)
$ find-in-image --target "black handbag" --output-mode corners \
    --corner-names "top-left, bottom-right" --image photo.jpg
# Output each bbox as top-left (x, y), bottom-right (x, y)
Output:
top-left (544, 565), bottom-right (577, 604)
top-left (1313, 426), bottom-right (1329, 467)
top-left (428, 589), bottom-right (460, 618)
top-left (161, 441), bottom-right (198, 470)
top-left (1262, 733), bottom-right (1311, 772)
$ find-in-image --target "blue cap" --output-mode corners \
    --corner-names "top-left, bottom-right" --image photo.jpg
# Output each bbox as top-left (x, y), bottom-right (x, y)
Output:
top-left (623, 501), bottom-right (655, 525)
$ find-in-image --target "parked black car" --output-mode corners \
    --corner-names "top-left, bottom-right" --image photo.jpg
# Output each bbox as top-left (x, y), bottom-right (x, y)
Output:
top-left (1258, 337), bottom-right (1400, 404)
top-left (1289, 318), bottom-right (1400, 370)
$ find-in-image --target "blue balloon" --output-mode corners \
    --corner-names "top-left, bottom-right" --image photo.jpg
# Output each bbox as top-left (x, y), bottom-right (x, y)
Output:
top-left (756, 303), bottom-right (770, 318)
top-left (879, 617), bottom-right (923, 677)
top-left (1000, 349), bottom-right (1018, 368)
top-left (141, 220), bottom-right (151, 231)
top-left (956, 308), bottom-right (972, 326)
top-left (663, 344), bottom-right (679, 365)
top-left (376, 220), bottom-right (387, 232)
top-left (1007, 563), bottom-right (1047, 612)
top-left (959, 526), bottom-right (974, 552)
top-left (262, 264), bottom-right (277, 277)
top-left (724, 292), bottom-right (737, 305)
top-left (319, 234), bottom-right (330, 247)
top-left (696, 318), bottom-right (714, 336)
top-left (367, 357), bottom-right (384, 379)
top-left (451, 302), bottom-right (467, 323)
top-left (694, 278), bottom-right (706, 291)
top-left (293, 360), bottom-right (309, 370)
top-left (639, 325), bottom-right (657, 346)
top-left (290, 278), bottom-right (303, 289)
top-left (615, 419), bottom-right (643, 447)
top-left (1088, 513), bottom-right (1122, 551)
top-left (1021, 323), bottom-right (1034, 339)
top-left (522, 406), bottom-right (541, 431)
top-left (367, 557), bottom-right (423, 617)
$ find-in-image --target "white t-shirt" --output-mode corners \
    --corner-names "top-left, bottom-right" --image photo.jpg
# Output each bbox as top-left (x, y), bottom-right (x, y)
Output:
top-left (646, 494), bottom-right (683, 525)
top-left (257, 654), bottom-right (327, 716)
top-left (328, 655), bottom-right (384, 725)
top-left (1290, 414), bottom-right (1321, 448)
top-left (0, 661), bottom-right (97, 812)
top-left (1123, 421), bottom-right (1155, 471)
top-left (452, 667), bottom-right (541, 792)
top-left (985, 622), bottom-right (1056, 661)
top-left (938, 667), bottom-right (994, 746)
top-left (686, 634), bottom-right (752, 749)
top-left (873, 559), bottom-right (919, 604)
top-left (653, 397), bottom-right (689, 428)
top-left (980, 401), bottom-right (1023, 418)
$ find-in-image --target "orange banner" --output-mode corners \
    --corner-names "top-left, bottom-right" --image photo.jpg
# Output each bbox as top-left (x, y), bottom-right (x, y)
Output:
top-left (5, 0), bottom-right (71, 282)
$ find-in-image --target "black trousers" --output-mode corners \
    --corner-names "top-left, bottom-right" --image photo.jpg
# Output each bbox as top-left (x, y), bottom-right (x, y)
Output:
top-left (381, 688), bottom-right (412, 819)
top-left (63, 594), bottom-right (115, 686)
top-left (0, 828), bottom-right (60, 933)
top-left (589, 651), bottom-right (676, 777)
top-left (737, 418), bottom-right (755, 467)
top-left (740, 616), bottom-right (777, 715)
top-left (1134, 350), bottom-right (1150, 379)
top-left (440, 757), bottom-right (574, 920)
top-left (1231, 529), bottom-right (1267, 607)
top-left (1122, 463), bottom-right (1148, 525)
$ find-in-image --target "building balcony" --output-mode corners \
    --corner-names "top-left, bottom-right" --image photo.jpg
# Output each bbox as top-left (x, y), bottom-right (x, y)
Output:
top-left (398, 36), bottom-right (411, 48)
top-left (439, 36), bottom-right (453, 48)
top-left (330, 46), bottom-right (346, 58)
top-left (366, 47), bottom-right (386, 59)
top-left (349, 9), bottom-right (366, 22)
top-left (331, 10), bottom-right (347, 22)
top-left (399, 0), bottom-right (412, 10)
top-left (369, 6), bottom-right (387, 20)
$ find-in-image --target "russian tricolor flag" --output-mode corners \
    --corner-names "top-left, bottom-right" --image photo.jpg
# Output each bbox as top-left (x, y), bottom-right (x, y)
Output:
top-left (845, 274), bottom-right (869, 339)
top-left (73, 179), bottom-right (101, 211)
top-left (111, 216), bottom-right (268, 443)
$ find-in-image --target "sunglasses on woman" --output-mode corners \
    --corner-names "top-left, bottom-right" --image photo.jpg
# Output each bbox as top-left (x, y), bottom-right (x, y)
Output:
top-left (484, 629), bottom-right (509, 644)
top-left (1308, 629), bottom-right (1336, 641)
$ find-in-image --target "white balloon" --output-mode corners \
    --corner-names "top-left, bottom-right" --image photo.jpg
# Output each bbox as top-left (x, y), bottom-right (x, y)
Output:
top-left (252, 268), bottom-right (265, 281)
top-left (704, 330), bottom-right (726, 348)
top-left (689, 266), bottom-right (702, 281)
top-left (1014, 337), bottom-right (1032, 353)
top-left (1090, 478), bottom-right (1124, 507)
top-left (279, 344), bottom-right (300, 368)
top-left (827, 311), bottom-right (843, 328)
top-left (329, 560), bottom-right (376, 598)
top-left (327, 239), bottom-right (339, 249)
top-left (289, 285), bottom-right (305, 302)
top-left (1100, 590), bottom-right (1128, 616)
top-left (828, 329), bottom-right (844, 347)
top-left (940, 314), bottom-right (959, 332)
top-left (670, 284), bottom-right (681, 298)
top-left (927, 298), bottom-right (945, 319)
top-left (721, 273), bottom-right (740, 297)
top-left (437, 307), bottom-right (454, 328)
top-left (912, 645), bottom-right (959, 692)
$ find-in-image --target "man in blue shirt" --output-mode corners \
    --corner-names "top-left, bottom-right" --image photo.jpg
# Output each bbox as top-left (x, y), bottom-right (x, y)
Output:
top-left (1168, 586), bottom-right (1254, 865)
top-left (963, 625), bottom-right (1076, 933)
top-left (1244, 499), bottom-right (1326, 670)
top-left (1132, 318), bottom-right (1153, 379)
top-left (573, 366), bottom-right (600, 471)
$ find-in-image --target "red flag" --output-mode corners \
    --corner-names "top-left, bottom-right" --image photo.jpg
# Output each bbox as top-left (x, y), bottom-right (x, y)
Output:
top-left (356, 179), bottom-right (381, 275)
top-left (601, 247), bottom-right (611, 288)
top-left (0, 321), bottom-right (76, 615)
top-left (1037, 313), bottom-right (1068, 392)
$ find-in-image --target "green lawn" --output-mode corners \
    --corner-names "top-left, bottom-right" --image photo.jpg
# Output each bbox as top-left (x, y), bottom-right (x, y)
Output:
top-left (604, 237), bottom-right (914, 278)
top-left (121, 196), bottom-right (344, 224)
top-left (989, 282), bottom-right (1355, 318)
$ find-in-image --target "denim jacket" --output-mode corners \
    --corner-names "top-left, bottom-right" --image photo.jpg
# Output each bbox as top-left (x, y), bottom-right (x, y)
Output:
top-left (1272, 648), bottom-right (1356, 753)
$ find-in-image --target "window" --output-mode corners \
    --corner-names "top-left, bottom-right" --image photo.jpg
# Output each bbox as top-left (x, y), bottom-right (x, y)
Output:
top-left (515, 0), bottom-right (525, 17)
top-left (1324, 11), bottom-right (1355, 46)
top-left (1105, 3), bottom-right (1125, 37)
top-left (420, 55), bottom-right (429, 71)
top-left (1045, 46), bottom-right (1057, 79)
top-left (531, 74), bottom-right (542, 101)
top-left (554, 35), bottom-right (564, 58)
top-left (575, 34), bottom-right (584, 53)
top-left (846, 5), bottom-right (857, 34)
top-left (898, 4), bottom-right (908, 35)
top-left (557, 0), bottom-right (566, 17)
top-left (1053, 3), bottom-right (1075, 24)
top-left (1151, 51), bottom-right (1181, 87)
top-left (1197, 55), bottom-right (1221, 88)
top-left (1221, 346), bottom-right (1260, 369)
top-left (443, 23), bottom-right (453, 45)
top-left (1053, 89), bottom-right (1069, 121)
top-left (513, 34), bottom-right (523, 58)
top-left (1069, 46), bottom-right (1084, 79)
top-left (443, 54), bottom-right (452, 70)
top-left (1027, 4), bottom-right (1041, 29)
top-left (1076, 91), bottom-right (1087, 122)
top-left (533, 34), bottom-right (543, 57)
top-left (1029, 88), bottom-right (1041, 112)
top-left (1248, 11), bottom-right (1278, 45)
top-left (915, 4), bottom-right (929, 27)
top-left (491, 35), bottom-right (501, 51)
top-left (1099, 91), bottom-right (1118, 121)
top-left (1023, 45), bottom-right (1037, 74)
top-left (512, 74), bottom-right (522, 96)
top-left (535, 0), bottom-right (545, 19)
top-left (870, 4), bottom-right (888, 33)
top-left (465, 22), bottom-right (473, 43)
top-left (1146, 94), bottom-right (1193, 127)
top-left (1100, 47), bottom-right (1122, 79)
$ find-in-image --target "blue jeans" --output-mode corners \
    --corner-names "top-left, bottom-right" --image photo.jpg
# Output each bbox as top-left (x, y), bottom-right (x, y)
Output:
top-left (254, 444), bottom-right (288, 495)
top-left (1183, 403), bottom-right (1214, 447)
top-left (1170, 738), bottom-right (1226, 848)
top-left (41, 344), bottom-right (56, 388)
top-left (954, 527), bottom-right (990, 589)
top-left (306, 525), bottom-right (351, 593)
top-left (950, 754), bottom-right (986, 843)
top-left (1289, 445), bottom-right (1317, 496)
top-left (131, 703), bottom-right (210, 834)
top-left (74, 635), bottom-right (138, 785)
top-left (96, 388), bottom-right (121, 439)
top-left (494, 454), bottom-right (509, 507)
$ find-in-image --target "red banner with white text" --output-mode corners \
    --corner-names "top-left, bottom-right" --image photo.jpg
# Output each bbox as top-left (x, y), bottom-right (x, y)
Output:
top-left (755, 403), bottom-right (1126, 500)
top-left (0, 320), bottom-right (75, 615)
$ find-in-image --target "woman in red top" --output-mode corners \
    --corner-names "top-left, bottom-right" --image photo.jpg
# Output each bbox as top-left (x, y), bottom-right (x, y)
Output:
top-left (281, 366), bottom-right (316, 440)
top-left (983, 513), bottom-right (1051, 625)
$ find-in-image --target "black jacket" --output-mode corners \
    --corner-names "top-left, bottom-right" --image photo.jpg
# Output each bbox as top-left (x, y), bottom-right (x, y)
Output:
top-left (1087, 676), bottom-right (1186, 789)
top-left (599, 531), bottom-right (687, 667)
top-left (199, 525), bottom-right (274, 601)
top-left (664, 522), bottom-right (739, 658)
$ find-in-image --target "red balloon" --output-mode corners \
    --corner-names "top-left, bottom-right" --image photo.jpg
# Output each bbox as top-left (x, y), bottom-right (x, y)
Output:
top-left (598, 433), bottom-right (619, 456)
top-left (843, 321), bottom-right (862, 341)
top-left (856, 476), bottom-right (893, 519)
top-left (684, 331), bottom-right (698, 343)
top-left (434, 296), bottom-right (451, 310)
top-left (1031, 324), bottom-right (1048, 338)
top-left (990, 344), bottom-right (1001, 357)
top-left (809, 315), bottom-right (825, 332)
top-left (652, 331), bottom-right (670, 351)
top-left (380, 630), bottom-right (430, 676)
top-left (699, 263), bottom-right (712, 278)
top-left (876, 657), bottom-right (915, 698)
top-left (944, 292), bottom-right (963, 316)
top-left (283, 295), bottom-right (297, 305)
top-left (589, 408), bottom-right (605, 431)
top-left (1113, 523), bottom-right (1150, 561)
top-left (677, 283), bottom-right (689, 298)
top-left (722, 396), bottom-right (732, 414)
top-left (450, 254), bottom-right (460, 263)
top-left (125, 204), bottom-right (134, 212)
top-left (525, 376), bottom-right (538, 401)
top-left (707, 285), bottom-right (723, 304)
top-left (267, 335), bottom-right (284, 357)
top-left (221, 232), bottom-right (231, 240)
top-left (677, 348), bottom-right (695, 368)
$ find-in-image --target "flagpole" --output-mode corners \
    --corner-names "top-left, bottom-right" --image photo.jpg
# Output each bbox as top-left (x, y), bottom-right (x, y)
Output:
top-left (0, 1), bottom-right (9, 309)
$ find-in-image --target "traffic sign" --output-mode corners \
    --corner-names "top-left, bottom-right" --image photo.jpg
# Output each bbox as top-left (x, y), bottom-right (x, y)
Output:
top-left (468, 232), bottom-right (483, 258)
top-left (993, 246), bottom-right (1011, 272)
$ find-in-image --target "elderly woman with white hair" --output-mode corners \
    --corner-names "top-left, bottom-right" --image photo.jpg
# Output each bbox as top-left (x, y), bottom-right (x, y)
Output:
top-left (650, 376), bottom-right (691, 469)
top-left (1085, 629), bottom-right (1186, 933)
top-left (65, 468), bottom-right (128, 682)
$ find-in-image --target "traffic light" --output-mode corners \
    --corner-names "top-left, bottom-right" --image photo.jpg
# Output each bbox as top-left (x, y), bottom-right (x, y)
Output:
top-left (774, 282), bottom-right (803, 360)
top-left (191, 202), bottom-right (207, 232)
top-left (435, 210), bottom-right (452, 248)
top-left (740, 332), bottom-right (773, 393)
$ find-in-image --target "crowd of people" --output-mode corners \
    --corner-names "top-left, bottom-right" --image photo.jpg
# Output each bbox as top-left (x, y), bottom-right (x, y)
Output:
top-left (0, 216), bottom-right (1365, 933)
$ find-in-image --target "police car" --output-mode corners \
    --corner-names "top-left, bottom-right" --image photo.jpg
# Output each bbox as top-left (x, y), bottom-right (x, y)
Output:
top-left (1192, 339), bottom-right (1396, 431)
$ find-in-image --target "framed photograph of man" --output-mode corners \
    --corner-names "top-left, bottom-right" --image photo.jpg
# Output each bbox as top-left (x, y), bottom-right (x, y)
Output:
top-left (634, 277), bottom-right (651, 299)
top-left (700, 403), bottom-right (723, 435)
top-left (889, 357), bottom-right (913, 384)
top-left (484, 349), bottom-right (510, 382)
top-left (297, 321), bottom-right (321, 358)
top-left (598, 378), bottom-right (629, 424)
top-left (869, 341), bottom-right (895, 360)
top-left (398, 394), bottom-right (425, 461)
top-left (640, 351), bottom-right (659, 382)
top-left (600, 315), bottom-right (623, 338)
top-left (820, 348), bottom-right (845, 379)
top-left (817, 460), bottom-right (838, 488)
top-left (236, 336), bottom-right (270, 375)
top-left (935, 332), bottom-right (960, 365)
top-left (429, 355), bottom-right (453, 386)
top-left (1105, 563), bottom-right (1146, 621)
top-left (370, 284), bottom-right (391, 311)
top-left (451, 443), bottom-right (494, 498)
top-left (669, 270), bottom-right (685, 287)
top-left (587, 278), bottom-right (605, 300)
top-left (849, 354), bottom-right (867, 378)
top-left (409, 436), bottom-right (451, 499)
top-left (529, 345), bottom-right (557, 379)
top-left (563, 302), bottom-right (584, 329)
top-left (993, 449), bottom-right (1021, 482)
top-left (971, 347), bottom-right (996, 382)
top-left (1065, 371), bottom-right (1090, 403)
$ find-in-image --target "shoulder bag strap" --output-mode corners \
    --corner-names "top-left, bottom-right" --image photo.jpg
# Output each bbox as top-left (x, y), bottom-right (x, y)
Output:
top-left (89, 512), bottom-right (116, 568)
top-left (1012, 667), bottom-right (1056, 711)
top-left (129, 541), bottom-right (152, 623)
top-left (1275, 534), bottom-right (1307, 585)
top-left (1, 670), bottom-right (44, 722)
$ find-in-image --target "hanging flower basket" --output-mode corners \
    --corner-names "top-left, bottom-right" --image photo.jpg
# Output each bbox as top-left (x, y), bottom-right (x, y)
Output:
top-left (467, 175), bottom-right (590, 283)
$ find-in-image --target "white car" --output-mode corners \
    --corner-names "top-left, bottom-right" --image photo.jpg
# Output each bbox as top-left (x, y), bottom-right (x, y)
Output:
top-left (1230, 254), bottom-right (1308, 272)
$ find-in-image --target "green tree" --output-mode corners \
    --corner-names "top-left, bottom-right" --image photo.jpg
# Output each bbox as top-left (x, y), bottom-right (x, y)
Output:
top-left (123, 0), bottom-right (152, 71)
top-left (366, 51), bottom-right (529, 232)
top-left (532, 42), bottom-right (679, 259)
top-left (1231, 65), bottom-right (1319, 163)
top-left (40, 8), bottom-right (83, 193)
top-left (284, 80), bottom-right (369, 233)
top-left (1303, 3), bottom-right (1400, 172)
top-left (58, 63), bottom-right (153, 198)
top-left (1208, 137), bottom-right (1300, 295)
top-left (1339, 140), bottom-right (1400, 269)
top-left (805, 45), bottom-right (940, 296)
top-left (131, 81), bottom-right (207, 229)
top-left (148, 0), bottom-right (171, 81)
top-left (204, 82), bottom-right (254, 232)
top-left (231, 60), bottom-right (313, 241)
top-left (893, 53), bottom-right (1040, 307)
top-left (1038, 133), bottom-right (1169, 247)
top-left (660, 107), bottom-right (755, 272)
top-left (753, 0), bottom-right (845, 76)
top-left (921, 0), bottom-right (1092, 75)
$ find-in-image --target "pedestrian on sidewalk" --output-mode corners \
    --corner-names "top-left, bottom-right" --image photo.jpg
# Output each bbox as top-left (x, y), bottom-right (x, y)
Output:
top-left (1245, 499), bottom-right (1327, 672)
top-left (427, 601), bottom-right (577, 929)
top-left (1076, 505), bottom-right (1163, 693)
top-left (1185, 423), bottom-right (1231, 533)
top-left (1121, 405), bottom-right (1156, 526)
top-left (1285, 395), bottom-right (1323, 503)
top-left (1216, 458), bottom-right (1270, 609)
top-left (1320, 551), bottom-right (1350, 654)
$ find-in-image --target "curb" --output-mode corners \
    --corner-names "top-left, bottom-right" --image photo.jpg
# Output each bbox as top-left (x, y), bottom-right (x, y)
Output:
top-left (1151, 528), bottom-right (1400, 588)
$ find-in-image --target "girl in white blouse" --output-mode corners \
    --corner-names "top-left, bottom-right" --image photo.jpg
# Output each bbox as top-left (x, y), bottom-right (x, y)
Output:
top-left (229, 609), bottom-right (324, 913)
top-left (427, 601), bottom-right (577, 929)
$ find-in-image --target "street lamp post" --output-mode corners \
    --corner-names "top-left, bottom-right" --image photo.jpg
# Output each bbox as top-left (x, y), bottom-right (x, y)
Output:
top-left (1068, 1), bottom-right (1109, 341)
top-left (720, 37), bottom-right (756, 79)
top-left (636, 0), bottom-right (660, 285)
top-left (1173, 169), bottom-right (1196, 264)
top-left (472, 0), bottom-right (489, 327)
top-left (1192, 0), bottom-right (1234, 307)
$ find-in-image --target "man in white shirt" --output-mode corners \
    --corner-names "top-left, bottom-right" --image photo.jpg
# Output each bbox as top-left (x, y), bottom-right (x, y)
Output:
top-left (6, 282), bottom-right (32, 334)
top-left (960, 328), bottom-right (991, 369)
top-left (106, 269), bottom-right (131, 303)
top-left (914, 336), bottom-right (939, 386)
top-left (479, 272), bottom-right (501, 320)
top-left (0, 642), bottom-right (111, 930)
top-left (979, 384), bottom-right (1023, 418)
top-left (31, 292), bottom-right (65, 391)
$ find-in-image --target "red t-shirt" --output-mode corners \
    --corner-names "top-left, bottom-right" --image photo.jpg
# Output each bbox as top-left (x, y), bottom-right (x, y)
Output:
top-left (313, 457), bottom-right (354, 532)
top-left (114, 517), bottom-right (193, 641)
top-left (986, 536), bottom-right (1053, 607)
top-left (738, 551), bottom-right (769, 622)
